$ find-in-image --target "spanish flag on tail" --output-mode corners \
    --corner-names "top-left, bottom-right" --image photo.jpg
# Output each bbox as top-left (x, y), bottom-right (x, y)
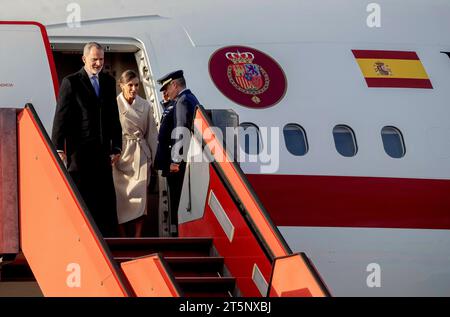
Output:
top-left (352, 50), bottom-right (433, 89)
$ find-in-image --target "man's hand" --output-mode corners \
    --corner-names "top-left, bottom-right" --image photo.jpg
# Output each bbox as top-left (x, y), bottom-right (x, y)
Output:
top-left (170, 163), bottom-right (180, 173)
top-left (58, 151), bottom-right (67, 166)
top-left (110, 154), bottom-right (121, 166)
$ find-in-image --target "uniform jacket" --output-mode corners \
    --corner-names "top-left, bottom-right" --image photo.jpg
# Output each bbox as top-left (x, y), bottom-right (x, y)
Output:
top-left (154, 100), bottom-right (175, 176)
top-left (172, 89), bottom-right (199, 163)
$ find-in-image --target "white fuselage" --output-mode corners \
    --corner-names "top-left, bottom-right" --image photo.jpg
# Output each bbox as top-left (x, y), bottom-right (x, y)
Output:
top-left (1, 0), bottom-right (449, 296)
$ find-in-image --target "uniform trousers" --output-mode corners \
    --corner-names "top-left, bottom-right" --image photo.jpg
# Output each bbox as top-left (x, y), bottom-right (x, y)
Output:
top-left (166, 162), bottom-right (186, 236)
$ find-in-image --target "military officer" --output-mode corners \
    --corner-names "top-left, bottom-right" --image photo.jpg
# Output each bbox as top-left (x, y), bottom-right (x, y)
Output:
top-left (154, 82), bottom-right (175, 177)
top-left (155, 70), bottom-right (199, 236)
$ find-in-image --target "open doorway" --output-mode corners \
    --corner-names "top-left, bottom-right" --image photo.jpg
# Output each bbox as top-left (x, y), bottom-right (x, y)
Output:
top-left (51, 42), bottom-right (148, 95)
top-left (50, 41), bottom-right (170, 237)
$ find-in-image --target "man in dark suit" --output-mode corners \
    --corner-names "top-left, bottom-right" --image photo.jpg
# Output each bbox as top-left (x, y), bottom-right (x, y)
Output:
top-left (51, 42), bottom-right (122, 237)
top-left (156, 70), bottom-right (199, 236)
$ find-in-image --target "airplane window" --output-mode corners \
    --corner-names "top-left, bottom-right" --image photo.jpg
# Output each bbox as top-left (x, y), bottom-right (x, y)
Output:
top-left (283, 124), bottom-right (308, 156)
top-left (239, 122), bottom-right (262, 154)
top-left (381, 126), bottom-right (405, 158)
top-left (333, 125), bottom-right (358, 157)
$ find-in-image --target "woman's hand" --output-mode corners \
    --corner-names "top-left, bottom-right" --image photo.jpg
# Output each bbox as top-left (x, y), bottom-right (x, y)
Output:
top-left (170, 163), bottom-right (180, 173)
top-left (111, 154), bottom-right (121, 166)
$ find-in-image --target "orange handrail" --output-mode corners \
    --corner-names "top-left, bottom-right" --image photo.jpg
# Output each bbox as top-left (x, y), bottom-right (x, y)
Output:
top-left (121, 254), bottom-right (181, 297)
top-left (268, 254), bottom-right (330, 297)
top-left (194, 108), bottom-right (288, 259)
top-left (18, 105), bottom-right (131, 296)
top-left (193, 106), bottom-right (330, 296)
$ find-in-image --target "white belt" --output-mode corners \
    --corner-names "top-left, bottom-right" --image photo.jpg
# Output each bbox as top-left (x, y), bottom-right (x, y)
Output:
top-left (124, 131), bottom-right (152, 180)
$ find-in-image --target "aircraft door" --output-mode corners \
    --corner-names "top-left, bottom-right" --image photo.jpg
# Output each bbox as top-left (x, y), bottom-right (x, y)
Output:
top-left (0, 22), bottom-right (57, 135)
top-left (134, 49), bottom-right (161, 120)
top-left (134, 48), bottom-right (170, 237)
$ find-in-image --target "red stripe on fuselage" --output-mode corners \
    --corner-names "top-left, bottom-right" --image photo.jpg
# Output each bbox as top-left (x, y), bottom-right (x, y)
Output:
top-left (365, 78), bottom-right (433, 89)
top-left (246, 174), bottom-right (450, 230)
top-left (352, 50), bottom-right (419, 60)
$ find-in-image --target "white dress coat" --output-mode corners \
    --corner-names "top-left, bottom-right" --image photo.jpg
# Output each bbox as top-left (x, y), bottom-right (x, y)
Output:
top-left (113, 93), bottom-right (157, 224)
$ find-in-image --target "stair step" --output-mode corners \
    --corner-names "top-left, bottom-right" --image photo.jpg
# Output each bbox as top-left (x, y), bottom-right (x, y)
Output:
top-left (0, 264), bottom-right (34, 282)
top-left (105, 238), bottom-right (212, 257)
top-left (164, 256), bottom-right (225, 277)
top-left (0, 253), bottom-right (34, 282)
top-left (175, 277), bottom-right (236, 295)
top-left (183, 291), bottom-right (232, 297)
top-left (116, 255), bottom-right (224, 278)
top-left (2, 238), bottom-right (238, 297)
top-left (0, 281), bottom-right (43, 297)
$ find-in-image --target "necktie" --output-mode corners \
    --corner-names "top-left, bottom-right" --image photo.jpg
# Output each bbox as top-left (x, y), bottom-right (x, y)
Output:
top-left (92, 75), bottom-right (100, 97)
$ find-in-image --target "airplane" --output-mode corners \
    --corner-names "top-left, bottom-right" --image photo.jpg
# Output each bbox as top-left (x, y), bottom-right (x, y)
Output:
top-left (0, 0), bottom-right (449, 297)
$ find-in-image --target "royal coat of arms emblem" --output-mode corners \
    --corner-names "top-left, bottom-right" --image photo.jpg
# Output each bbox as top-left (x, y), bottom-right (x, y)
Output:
top-left (209, 45), bottom-right (287, 109)
top-left (225, 51), bottom-right (270, 104)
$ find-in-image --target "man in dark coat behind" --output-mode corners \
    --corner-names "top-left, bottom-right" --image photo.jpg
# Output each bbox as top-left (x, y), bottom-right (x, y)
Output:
top-left (154, 86), bottom-right (175, 178)
top-left (51, 42), bottom-right (122, 237)
top-left (155, 70), bottom-right (199, 236)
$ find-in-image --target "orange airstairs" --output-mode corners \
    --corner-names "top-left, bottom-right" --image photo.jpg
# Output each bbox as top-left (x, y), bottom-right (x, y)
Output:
top-left (0, 105), bottom-right (330, 297)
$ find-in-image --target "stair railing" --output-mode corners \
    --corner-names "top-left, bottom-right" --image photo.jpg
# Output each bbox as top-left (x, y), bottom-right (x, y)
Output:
top-left (184, 105), bottom-right (330, 297)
